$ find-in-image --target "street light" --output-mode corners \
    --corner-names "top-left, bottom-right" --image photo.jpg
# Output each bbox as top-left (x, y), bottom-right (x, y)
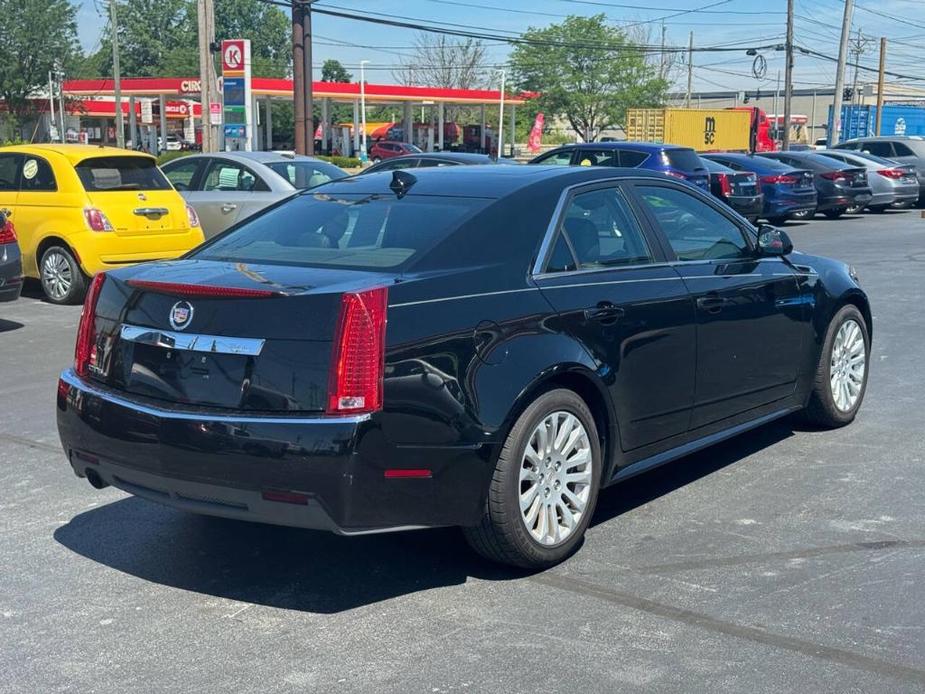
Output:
top-left (496, 69), bottom-right (506, 159)
top-left (360, 60), bottom-right (369, 163)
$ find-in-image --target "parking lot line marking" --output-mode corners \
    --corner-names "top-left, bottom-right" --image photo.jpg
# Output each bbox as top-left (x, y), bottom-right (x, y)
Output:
top-left (530, 572), bottom-right (925, 686)
top-left (0, 433), bottom-right (61, 454)
top-left (636, 539), bottom-right (925, 574)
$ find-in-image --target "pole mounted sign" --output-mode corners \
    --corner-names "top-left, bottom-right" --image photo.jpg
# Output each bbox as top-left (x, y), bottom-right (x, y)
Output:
top-left (221, 39), bottom-right (252, 151)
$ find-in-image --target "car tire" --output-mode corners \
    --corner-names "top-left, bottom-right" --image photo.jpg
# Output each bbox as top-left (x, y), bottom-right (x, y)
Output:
top-left (767, 216), bottom-right (789, 226)
top-left (40, 245), bottom-right (88, 305)
top-left (823, 208), bottom-right (845, 219)
top-left (463, 388), bottom-right (602, 569)
top-left (802, 304), bottom-right (870, 428)
top-left (845, 203), bottom-right (864, 214)
top-left (791, 209), bottom-right (814, 219)
top-left (869, 204), bottom-right (888, 213)
top-left (372, 157), bottom-right (381, 164)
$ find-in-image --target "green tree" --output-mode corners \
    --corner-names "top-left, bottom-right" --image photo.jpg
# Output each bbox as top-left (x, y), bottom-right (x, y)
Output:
top-left (510, 15), bottom-right (668, 142)
top-left (214, 0), bottom-right (290, 78)
top-left (0, 0), bottom-right (79, 126)
top-left (321, 59), bottom-right (352, 83)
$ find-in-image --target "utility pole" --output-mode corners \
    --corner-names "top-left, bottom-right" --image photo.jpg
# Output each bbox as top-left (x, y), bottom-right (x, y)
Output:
top-left (875, 37), bottom-right (887, 135)
top-left (197, 0), bottom-right (218, 153)
top-left (302, 1), bottom-right (314, 155)
top-left (291, 1), bottom-right (306, 154)
top-left (660, 21), bottom-right (667, 80)
top-left (773, 69), bottom-right (780, 143)
top-left (48, 72), bottom-right (57, 142)
top-left (686, 31), bottom-right (693, 108)
top-left (110, 0), bottom-right (125, 148)
top-left (782, 0), bottom-right (794, 150)
top-left (850, 28), bottom-right (872, 107)
top-left (829, 0), bottom-right (855, 147)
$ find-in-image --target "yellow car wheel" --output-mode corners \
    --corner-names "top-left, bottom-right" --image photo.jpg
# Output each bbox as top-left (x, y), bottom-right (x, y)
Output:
top-left (40, 245), bottom-right (87, 305)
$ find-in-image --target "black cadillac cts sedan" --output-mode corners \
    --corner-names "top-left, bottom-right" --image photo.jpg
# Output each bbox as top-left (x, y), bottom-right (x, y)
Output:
top-left (56, 166), bottom-right (871, 568)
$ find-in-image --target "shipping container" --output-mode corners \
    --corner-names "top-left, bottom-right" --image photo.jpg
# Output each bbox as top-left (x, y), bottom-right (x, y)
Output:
top-left (827, 104), bottom-right (925, 142)
top-left (625, 108), bottom-right (754, 151)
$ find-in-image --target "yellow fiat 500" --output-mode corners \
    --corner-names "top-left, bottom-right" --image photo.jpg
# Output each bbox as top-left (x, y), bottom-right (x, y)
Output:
top-left (0, 145), bottom-right (204, 304)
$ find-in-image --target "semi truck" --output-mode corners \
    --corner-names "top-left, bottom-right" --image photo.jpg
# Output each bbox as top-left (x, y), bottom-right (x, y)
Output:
top-left (624, 107), bottom-right (776, 152)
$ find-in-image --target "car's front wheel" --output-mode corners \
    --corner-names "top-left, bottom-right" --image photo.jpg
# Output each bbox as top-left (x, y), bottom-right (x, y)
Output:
top-left (823, 208), bottom-right (845, 219)
top-left (803, 304), bottom-right (870, 427)
top-left (767, 216), bottom-right (789, 226)
top-left (40, 246), bottom-right (87, 305)
top-left (463, 388), bottom-right (602, 569)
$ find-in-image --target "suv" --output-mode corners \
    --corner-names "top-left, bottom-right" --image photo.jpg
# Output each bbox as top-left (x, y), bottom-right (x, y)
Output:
top-left (528, 142), bottom-right (711, 193)
top-left (369, 141), bottom-right (422, 163)
top-left (834, 136), bottom-right (925, 201)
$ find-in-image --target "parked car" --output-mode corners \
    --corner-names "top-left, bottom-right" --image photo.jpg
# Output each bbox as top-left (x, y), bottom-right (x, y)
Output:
top-left (699, 156), bottom-right (763, 223)
top-left (757, 150), bottom-right (872, 219)
top-left (0, 211), bottom-right (22, 302)
top-left (0, 145), bottom-right (203, 304)
top-left (815, 149), bottom-right (920, 213)
top-left (369, 140), bottom-right (422, 163)
top-left (57, 165), bottom-right (871, 569)
top-left (701, 153), bottom-right (817, 225)
top-left (834, 136), bottom-right (925, 201)
top-left (161, 152), bottom-right (347, 238)
top-left (359, 152), bottom-right (519, 174)
top-left (529, 142), bottom-right (711, 193)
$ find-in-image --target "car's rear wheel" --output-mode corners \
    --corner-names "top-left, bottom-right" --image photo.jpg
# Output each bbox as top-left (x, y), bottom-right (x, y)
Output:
top-left (791, 209), bottom-right (814, 219)
top-left (40, 246), bottom-right (87, 305)
top-left (845, 203), bottom-right (864, 214)
top-left (869, 204), bottom-right (889, 213)
top-left (803, 305), bottom-right (870, 428)
top-left (463, 388), bottom-right (602, 569)
top-left (823, 208), bottom-right (845, 219)
top-left (767, 216), bottom-right (789, 226)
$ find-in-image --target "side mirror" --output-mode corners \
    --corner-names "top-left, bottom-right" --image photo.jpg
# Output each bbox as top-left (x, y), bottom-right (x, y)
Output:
top-left (757, 224), bottom-right (793, 256)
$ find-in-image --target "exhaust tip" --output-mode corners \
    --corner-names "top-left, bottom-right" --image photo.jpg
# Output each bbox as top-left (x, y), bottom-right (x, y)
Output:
top-left (85, 469), bottom-right (109, 490)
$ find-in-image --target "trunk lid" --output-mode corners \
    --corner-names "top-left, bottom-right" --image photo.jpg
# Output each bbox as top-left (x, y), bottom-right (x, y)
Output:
top-left (90, 260), bottom-right (396, 412)
top-left (732, 172), bottom-right (759, 196)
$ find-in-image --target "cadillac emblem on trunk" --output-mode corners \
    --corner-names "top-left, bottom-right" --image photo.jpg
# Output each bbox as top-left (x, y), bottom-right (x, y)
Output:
top-left (169, 301), bottom-right (194, 331)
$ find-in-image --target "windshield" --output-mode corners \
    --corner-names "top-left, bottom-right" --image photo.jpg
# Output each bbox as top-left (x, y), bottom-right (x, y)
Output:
top-left (193, 192), bottom-right (491, 270)
top-left (662, 149), bottom-right (705, 171)
top-left (265, 160), bottom-right (348, 189)
top-left (75, 156), bottom-right (171, 192)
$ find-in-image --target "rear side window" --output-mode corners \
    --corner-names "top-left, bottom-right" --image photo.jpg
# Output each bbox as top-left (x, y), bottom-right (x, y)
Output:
top-left (892, 143), bottom-right (915, 157)
top-left (618, 150), bottom-right (649, 167)
top-left (575, 149), bottom-right (617, 167)
top-left (534, 150), bottom-right (573, 166)
top-left (75, 156), bottom-right (171, 191)
top-left (194, 193), bottom-right (491, 270)
top-left (202, 160), bottom-right (268, 192)
top-left (861, 142), bottom-right (894, 157)
top-left (163, 159), bottom-right (201, 191)
top-left (662, 149), bottom-right (703, 171)
top-left (20, 156), bottom-right (56, 191)
top-left (266, 161), bottom-right (346, 189)
top-left (0, 154), bottom-right (21, 191)
top-left (556, 187), bottom-right (652, 269)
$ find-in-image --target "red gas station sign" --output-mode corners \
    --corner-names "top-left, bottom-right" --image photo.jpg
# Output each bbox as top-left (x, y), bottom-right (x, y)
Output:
top-left (222, 40), bottom-right (246, 73)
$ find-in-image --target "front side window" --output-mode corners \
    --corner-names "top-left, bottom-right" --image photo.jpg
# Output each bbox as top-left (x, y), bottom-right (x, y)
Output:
top-left (575, 149), bottom-right (617, 167)
top-left (194, 192), bottom-right (491, 270)
top-left (75, 156), bottom-right (171, 191)
top-left (534, 149), bottom-right (573, 166)
top-left (892, 142), bottom-right (915, 157)
top-left (637, 185), bottom-right (750, 262)
top-left (618, 150), bottom-right (649, 167)
top-left (203, 161), bottom-right (266, 192)
top-left (552, 187), bottom-right (652, 270)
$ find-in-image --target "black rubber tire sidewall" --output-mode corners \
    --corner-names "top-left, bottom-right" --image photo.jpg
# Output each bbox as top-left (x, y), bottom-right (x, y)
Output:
top-left (805, 304), bottom-right (870, 427)
top-left (823, 209), bottom-right (845, 219)
top-left (767, 216), bottom-right (788, 226)
top-left (40, 246), bottom-right (88, 305)
top-left (465, 388), bottom-right (602, 569)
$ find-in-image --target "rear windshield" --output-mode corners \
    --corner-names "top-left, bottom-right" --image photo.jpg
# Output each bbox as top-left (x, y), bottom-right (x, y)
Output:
top-left (265, 161), bottom-right (347, 189)
top-left (193, 192), bottom-right (491, 270)
top-left (75, 156), bottom-right (171, 192)
top-left (661, 149), bottom-right (704, 171)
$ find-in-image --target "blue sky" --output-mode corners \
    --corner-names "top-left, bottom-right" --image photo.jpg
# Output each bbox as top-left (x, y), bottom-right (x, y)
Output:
top-left (76, 0), bottom-right (924, 92)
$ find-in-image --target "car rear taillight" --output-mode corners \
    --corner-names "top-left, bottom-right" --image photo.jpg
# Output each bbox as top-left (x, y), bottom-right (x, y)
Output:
top-left (83, 208), bottom-right (114, 232)
top-left (717, 173), bottom-right (733, 196)
top-left (820, 171), bottom-right (848, 182)
top-left (664, 170), bottom-right (687, 180)
top-left (760, 174), bottom-right (798, 185)
top-left (0, 218), bottom-right (15, 244)
top-left (876, 168), bottom-right (905, 179)
top-left (185, 204), bottom-right (200, 229)
top-left (327, 286), bottom-right (388, 415)
top-left (74, 273), bottom-right (106, 378)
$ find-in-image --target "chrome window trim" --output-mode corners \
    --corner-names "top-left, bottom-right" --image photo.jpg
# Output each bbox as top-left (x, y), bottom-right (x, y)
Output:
top-left (120, 324), bottom-right (266, 356)
top-left (59, 369), bottom-right (370, 425)
top-left (390, 287), bottom-right (540, 309)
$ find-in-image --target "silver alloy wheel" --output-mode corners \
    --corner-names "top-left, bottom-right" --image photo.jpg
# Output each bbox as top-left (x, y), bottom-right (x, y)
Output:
top-left (42, 251), bottom-right (73, 301)
top-left (830, 318), bottom-right (866, 412)
top-left (519, 411), bottom-right (593, 546)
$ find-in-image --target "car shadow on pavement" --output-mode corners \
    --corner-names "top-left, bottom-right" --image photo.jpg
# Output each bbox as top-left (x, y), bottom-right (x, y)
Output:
top-left (0, 319), bottom-right (24, 333)
top-left (53, 418), bottom-right (796, 614)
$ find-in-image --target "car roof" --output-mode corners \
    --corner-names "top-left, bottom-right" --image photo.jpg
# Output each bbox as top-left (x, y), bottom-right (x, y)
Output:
top-left (0, 144), bottom-right (155, 164)
top-left (845, 136), bottom-right (924, 142)
top-left (320, 164), bottom-right (670, 198)
top-left (376, 152), bottom-right (495, 164)
top-left (182, 151), bottom-right (332, 165)
top-left (563, 142), bottom-right (694, 152)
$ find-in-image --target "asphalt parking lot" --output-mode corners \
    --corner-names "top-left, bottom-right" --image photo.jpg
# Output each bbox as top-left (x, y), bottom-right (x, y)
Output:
top-left (1, 209), bottom-right (923, 693)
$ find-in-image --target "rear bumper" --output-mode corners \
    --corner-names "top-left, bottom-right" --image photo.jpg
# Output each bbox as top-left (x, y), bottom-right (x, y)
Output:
top-left (817, 191), bottom-right (872, 211)
top-left (55, 370), bottom-right (491, 533)
top-left (764, 195), bottom-right (817, 217)
top-left (725, 194), bottom-right (763, 217)
top-left (0, 246), bottom-right (22, 302)
top-left (71, 228), bottom-right (206, 276)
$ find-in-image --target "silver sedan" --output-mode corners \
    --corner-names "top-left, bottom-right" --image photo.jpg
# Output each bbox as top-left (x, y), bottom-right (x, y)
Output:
top-left (161, 152), bottom-right (347, 238)
top-left (815, 149), bottom-right (919, 212)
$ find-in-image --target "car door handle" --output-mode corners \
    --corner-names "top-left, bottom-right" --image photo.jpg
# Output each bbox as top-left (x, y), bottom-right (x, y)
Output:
top-left (584, 303), bottom-right (625, 325)
top-left (696, 295), bottom-right (730, 313)
top-left (221, 203), bottom-right (237, 214)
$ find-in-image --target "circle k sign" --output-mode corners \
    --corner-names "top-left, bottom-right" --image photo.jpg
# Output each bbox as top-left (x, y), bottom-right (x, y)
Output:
top-left (222, 41), bottom-right (245, 71)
